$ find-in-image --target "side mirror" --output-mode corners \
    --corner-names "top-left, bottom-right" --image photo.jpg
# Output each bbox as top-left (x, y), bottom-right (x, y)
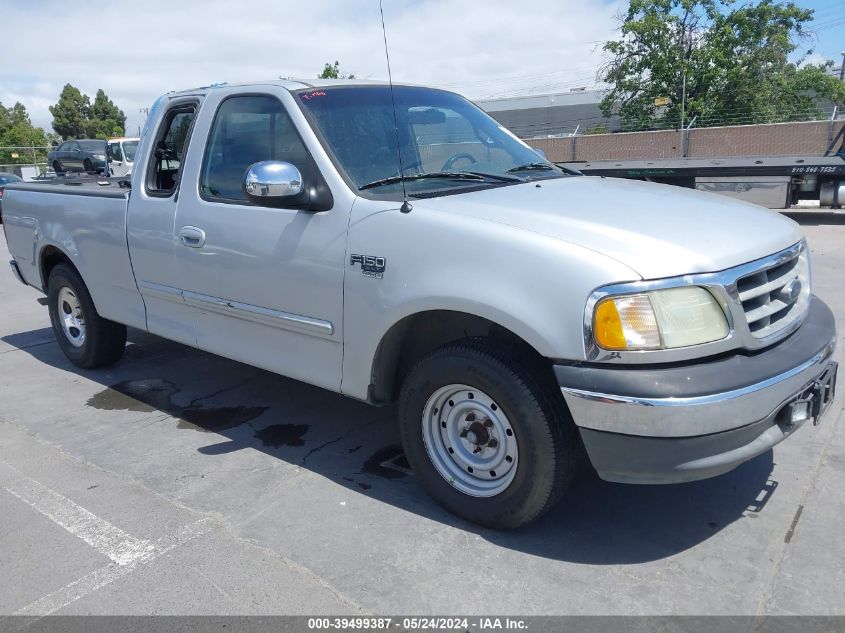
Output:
top-left (244, 161), bottom-right (303, 199)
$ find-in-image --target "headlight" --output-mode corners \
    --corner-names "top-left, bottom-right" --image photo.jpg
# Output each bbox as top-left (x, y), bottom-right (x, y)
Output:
top-left (593, 286), bottom-right (729, 350)
top-left (93, 154), bottom-right (105, 160)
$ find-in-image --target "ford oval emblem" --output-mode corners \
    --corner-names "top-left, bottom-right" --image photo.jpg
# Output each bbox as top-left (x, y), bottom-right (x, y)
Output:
top-left (781, 279), bottom-right (802, 302)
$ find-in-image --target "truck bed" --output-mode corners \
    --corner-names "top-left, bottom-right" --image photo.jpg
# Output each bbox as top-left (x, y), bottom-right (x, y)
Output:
top-left (11, 176), bottom-right (131, 199)
top-left (2, 175), bottom-right (143, 331)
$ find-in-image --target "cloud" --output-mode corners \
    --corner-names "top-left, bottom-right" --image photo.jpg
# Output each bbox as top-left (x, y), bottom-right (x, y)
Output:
top-left (799, 53), bottom-right (834, 68)
top-left (0, 0), bottom-right (623, 135)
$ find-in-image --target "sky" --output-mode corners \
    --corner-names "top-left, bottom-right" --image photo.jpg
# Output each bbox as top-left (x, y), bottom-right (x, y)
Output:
top-left (1, 0), bottom-right (843, 137)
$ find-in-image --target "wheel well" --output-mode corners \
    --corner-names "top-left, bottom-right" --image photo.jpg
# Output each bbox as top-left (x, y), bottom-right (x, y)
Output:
top-left (369, 310), bottom-right (547, 404)
top-left (39, 246), bottom-right (76, 291)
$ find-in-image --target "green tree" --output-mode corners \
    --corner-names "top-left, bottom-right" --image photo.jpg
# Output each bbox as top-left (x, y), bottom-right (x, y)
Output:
top-left (49, 84), bottom-right (91, 139)
top-left (49, 85), bottom-right (126, 139)
top-left (599, 0), bottom-right (845, 131)
top-left (584, 122), bottom-right (611, 135)
top-left (0, 101), bottom-right (52, 166)
top-left (318, 60), bottom-right (355, 79)
top-left (86, 89), bottom-right (126, 139)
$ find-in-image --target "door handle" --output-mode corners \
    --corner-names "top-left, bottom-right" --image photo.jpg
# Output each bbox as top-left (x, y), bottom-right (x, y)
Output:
top-left (178, 226), bottom-right (206, 248)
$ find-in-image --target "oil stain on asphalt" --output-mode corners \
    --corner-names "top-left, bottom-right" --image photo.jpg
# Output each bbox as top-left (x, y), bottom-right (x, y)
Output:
top-left (87, 379), bottom-right (410, 484)
top-left (87, 378), bottom-right (267, 432)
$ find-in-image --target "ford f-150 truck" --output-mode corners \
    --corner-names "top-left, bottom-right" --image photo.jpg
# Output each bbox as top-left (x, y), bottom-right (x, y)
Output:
top-left (3, 79), bottom-right (838, 528)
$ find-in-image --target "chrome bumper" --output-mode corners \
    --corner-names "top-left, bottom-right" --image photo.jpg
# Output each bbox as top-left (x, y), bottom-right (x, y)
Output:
top-left (556, 296), bottom-right (837, 484)
top-left (562, 340), bottom-right (835, 438)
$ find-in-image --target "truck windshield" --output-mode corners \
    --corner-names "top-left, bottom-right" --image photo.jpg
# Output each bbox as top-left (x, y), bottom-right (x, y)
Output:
top-left (296, 85), bottom-right (568, 198)
top-left (123, 141), bottom-right (138, 161)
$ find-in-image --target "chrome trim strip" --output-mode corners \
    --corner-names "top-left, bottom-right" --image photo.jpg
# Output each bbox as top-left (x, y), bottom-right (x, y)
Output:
top-left (9, 260), bottom-right (27, 286)
top-left (183, 290), bottom-right (334, 336)
top-left (137, 280), bottom-right (184, 302)
top-left (562, 338), bottom-right (835, 437)
top-left (582, 241), bottom-right (809, 364)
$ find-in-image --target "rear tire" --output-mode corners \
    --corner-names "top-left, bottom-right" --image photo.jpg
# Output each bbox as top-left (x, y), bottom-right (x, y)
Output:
top-left (398, 338), bottom-right (578, 529)
top-left (53, 161), bottom-right (64, 175)
top-left (47, 264), bottom-right (126, 368)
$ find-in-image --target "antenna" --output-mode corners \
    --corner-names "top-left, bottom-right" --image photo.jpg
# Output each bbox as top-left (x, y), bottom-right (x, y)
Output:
top-left (379, 0), bottom-right (412, 213)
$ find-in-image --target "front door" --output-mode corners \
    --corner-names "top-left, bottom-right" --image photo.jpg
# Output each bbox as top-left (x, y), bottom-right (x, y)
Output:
top-left (172, 92), bottom-right (348, 391)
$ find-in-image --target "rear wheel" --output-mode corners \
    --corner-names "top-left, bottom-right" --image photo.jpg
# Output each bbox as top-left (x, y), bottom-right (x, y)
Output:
top-left (53, 161), bottom-right (63, 175)
top-left (398, 339), bottom-right (579, 529)
top-left (47, 264), bottom-right (126, 368)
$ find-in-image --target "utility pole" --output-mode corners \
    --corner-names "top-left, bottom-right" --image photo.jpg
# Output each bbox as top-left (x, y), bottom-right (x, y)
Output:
top-left (840, 51), bottom-right (845, 82)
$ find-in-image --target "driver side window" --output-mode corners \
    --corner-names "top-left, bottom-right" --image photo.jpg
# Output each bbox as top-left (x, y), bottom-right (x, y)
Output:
top-left (200, 95), bottom-right (309, 203)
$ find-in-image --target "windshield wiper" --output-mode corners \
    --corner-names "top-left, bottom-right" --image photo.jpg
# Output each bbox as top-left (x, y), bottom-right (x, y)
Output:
top-left (506, 162), bottom-right (555, 173)
top-left (462, 170), bottom-right (524, 183)
top-left (506, 162), bottom-right (581, 176)
top-left (359, 171), bottom-right (485, 191)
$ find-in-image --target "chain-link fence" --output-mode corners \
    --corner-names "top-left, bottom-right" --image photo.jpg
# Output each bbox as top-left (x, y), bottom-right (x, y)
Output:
top-left (0, 145), bottom-right (53, 178)
top-left (528, 118), bottom-right (845, 163)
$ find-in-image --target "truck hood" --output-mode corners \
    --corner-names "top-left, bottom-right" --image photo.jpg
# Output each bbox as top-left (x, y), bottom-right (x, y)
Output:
top-left (416, 176), bottom-right (803, 280)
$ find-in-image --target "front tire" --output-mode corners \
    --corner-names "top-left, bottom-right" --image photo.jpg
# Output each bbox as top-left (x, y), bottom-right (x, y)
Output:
top-left (398, 339), bottom-right (578, 529)
top-left (47, 264), bottom-right (126, 368)
top-left (83, 159), bottom-right (93, 173)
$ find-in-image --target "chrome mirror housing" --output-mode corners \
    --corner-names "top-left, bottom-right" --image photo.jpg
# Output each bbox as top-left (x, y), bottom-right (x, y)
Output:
top-left (244, 161), bottom-right (303, 199)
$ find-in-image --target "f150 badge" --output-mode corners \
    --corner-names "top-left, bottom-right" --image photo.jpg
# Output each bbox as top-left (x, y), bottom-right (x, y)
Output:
top-left (350, 254), bottom-right (386, 278)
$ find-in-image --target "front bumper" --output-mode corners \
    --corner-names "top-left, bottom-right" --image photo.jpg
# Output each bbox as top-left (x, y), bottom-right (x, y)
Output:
top-left (557, 296), bottom-right (837, 484)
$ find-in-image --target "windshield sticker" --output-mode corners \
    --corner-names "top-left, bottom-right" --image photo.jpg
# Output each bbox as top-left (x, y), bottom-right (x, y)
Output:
top-left (300, 90), bottom-right (327, 101)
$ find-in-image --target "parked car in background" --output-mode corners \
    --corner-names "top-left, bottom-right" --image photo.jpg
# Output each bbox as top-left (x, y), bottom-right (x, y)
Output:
top-left (0, 171), bottom-right (23, 222)
top-left (107, 137), bottom-right (140, 177)
top-left (48, 139), bottom-right (108, 174)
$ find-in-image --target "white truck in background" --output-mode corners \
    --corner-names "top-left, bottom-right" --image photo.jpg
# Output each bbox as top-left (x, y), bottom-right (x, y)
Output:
top-left (107, 137), bottom-right (140, 177)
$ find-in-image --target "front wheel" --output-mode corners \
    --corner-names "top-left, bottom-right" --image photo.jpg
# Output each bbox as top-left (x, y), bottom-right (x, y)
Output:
top-left (398, 339), bottom-right (579, 529)
top-left (47, 264), bottom-right (127, 368)
top-left (83, 159), bottom-right (93, 173)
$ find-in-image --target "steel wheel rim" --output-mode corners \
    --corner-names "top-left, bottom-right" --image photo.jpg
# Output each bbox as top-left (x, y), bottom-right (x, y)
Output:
top-left (422, 384), bottom-right (519, 497)
top-left (57, 287), bottom-right (86, 348)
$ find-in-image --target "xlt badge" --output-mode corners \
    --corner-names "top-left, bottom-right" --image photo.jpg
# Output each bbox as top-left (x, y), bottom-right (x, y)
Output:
top-left (350, 254), bottom-right (386, 278)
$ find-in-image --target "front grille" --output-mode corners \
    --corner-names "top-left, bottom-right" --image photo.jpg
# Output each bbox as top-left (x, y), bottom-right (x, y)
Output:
top-left (735, 245), bottom-right (810, 340)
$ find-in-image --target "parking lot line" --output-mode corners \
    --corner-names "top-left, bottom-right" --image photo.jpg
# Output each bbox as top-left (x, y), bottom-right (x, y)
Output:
top-left (0, 459), bottom-right (154, 565)
top-left (12, 518), bottom-right (214, 618)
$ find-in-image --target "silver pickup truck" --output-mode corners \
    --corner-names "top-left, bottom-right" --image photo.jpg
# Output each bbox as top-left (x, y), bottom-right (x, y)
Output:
top-left (3, 79), bottom-right (838, 528)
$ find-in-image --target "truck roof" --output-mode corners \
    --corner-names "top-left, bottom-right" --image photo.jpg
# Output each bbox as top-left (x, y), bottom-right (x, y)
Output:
top-left (165, 77), bottom-right (420, 98)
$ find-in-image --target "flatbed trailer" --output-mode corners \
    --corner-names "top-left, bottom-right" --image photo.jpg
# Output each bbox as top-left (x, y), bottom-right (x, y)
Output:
top-left (559, 131), bottom-right (845, 209)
